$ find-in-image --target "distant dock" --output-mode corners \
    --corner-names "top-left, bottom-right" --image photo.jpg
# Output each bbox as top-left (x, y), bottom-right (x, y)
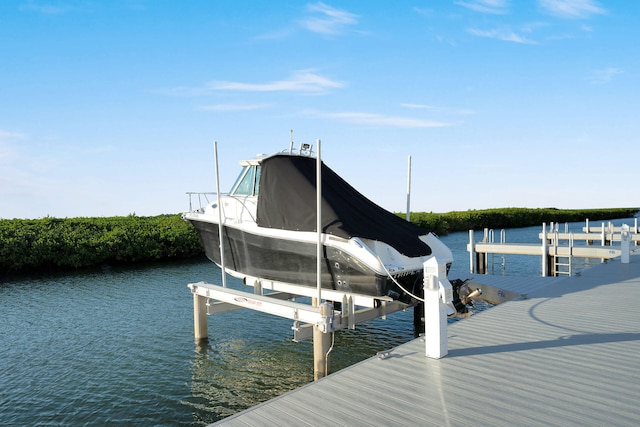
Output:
top-left (469, 220), bottom-right (638, 277)
top-left (212, 252), bottom-right (640, 426)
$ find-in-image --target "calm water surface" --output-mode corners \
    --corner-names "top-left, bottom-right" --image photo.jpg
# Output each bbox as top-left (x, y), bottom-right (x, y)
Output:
top-left (0, 218), bottom-right (633, 425)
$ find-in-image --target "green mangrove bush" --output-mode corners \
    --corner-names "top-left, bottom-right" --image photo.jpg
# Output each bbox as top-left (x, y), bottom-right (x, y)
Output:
top-left (405, 207), bottom-right (638, 235)
top-left (0, 214), bottom-right (202, 275)
top-left (1, 208), bottom-right (637, 276)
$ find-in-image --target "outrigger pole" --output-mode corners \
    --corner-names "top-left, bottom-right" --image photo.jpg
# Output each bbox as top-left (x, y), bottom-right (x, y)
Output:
top-left (316, 138), bottom-right (322, 304)
top-left (406, 155), bottom-right (411, 222)
top-left (214, 141), bottom-right (227, 288)
top-left (313, 138), bottom-right (332, 380)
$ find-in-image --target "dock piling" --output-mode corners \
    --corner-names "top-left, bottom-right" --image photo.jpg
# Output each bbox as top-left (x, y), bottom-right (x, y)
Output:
top-left (194, 293), bottom-right (208, 342)
top-left (621, 224), bottom-right (631, 264)
top-left (313, 300), bottom-right (333, 380)
top-left (541, 223), bottom-right (549, 277)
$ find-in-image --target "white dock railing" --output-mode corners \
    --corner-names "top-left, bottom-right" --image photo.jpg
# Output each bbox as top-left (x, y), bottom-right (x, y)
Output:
top-left (468, 219), bottom-right (638, 276)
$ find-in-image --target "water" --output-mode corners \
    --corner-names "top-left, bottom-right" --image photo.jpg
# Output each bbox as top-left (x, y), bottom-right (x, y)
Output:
top-left (0, 218), bottom-right (634, 425)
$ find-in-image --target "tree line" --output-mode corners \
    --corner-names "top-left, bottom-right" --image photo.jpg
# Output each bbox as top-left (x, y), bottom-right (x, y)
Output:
top-left (0, 214), bottom-right (202, 276)
top-left (1, 208), bottom-right (637, 276)
top-left (404, 207), bottom-right (638, 236)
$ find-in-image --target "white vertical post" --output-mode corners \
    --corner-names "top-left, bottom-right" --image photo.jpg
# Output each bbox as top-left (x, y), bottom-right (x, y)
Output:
top-left (621, 224), bottom-right (631, 264)
top-left (423, 257), bottom-right (452, 359)
top-left (541, 223), bottom-right (548, 277)
top-left (316, 139), bottom-right (322, 304)
top-left (406, 155), bottom-right (411, 222)
top-left (214, 141), bottom-right (227, 288)
top-left (313, 139), bottom-right (331, 380)
top-left (469, 229), bottom-right (475, 274)
top-left (601, 222), bottom-right (605, 246)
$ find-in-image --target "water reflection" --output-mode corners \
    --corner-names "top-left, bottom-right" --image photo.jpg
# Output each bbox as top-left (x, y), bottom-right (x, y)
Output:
top-left (188, 334), bottom-right (313, 423)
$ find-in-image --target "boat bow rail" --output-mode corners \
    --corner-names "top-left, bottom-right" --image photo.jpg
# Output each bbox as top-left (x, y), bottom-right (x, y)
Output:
top-left (185, 192), bottom-right (217, 213)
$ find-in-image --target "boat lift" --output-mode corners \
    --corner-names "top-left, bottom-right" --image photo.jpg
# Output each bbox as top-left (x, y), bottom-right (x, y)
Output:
top-left (187, 139), bottom-right (453, 380)
top-left (188, 256), bottom-right (453, 379)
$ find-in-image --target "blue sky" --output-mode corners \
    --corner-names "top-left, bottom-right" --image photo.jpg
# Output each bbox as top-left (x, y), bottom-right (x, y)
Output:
top-left (1, 0), bottom-right (637, 219)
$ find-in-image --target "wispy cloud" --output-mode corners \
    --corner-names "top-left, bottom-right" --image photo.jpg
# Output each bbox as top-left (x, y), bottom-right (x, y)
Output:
top-left (83, 145), bottom-right (116, 155)
top-left (19, 0), bottom-right (73, 14)
top-left (305, 110), bottom-right (453, 128)
top-left (538, 0), bottom-right (606, 19)
top-left (197, 103), bottom-right (271, 112)
top-left (208, 70), bottom-right (345, 94)
top-left (0, 130), bottom-right (26, 141)
top-left (468, 27), bottom-right (537, 44)
top-left (0, 131), bottom-right (26, 161)
top-left (588, 67), bottom-right (623, 84)
top-left (401, 103), bottom-right (476, 115)
top-left (413, 7), bottom-right (435, 18)
top-left (455, 0), bottom-right (510, 14)
top-left (254, 27), bottom-right (297, 41)
top-left (401, 103), bottom-right (437, 109)
top-left (165, 70), bottom-right (345, 97)
top-left (299, 2), bottom-right (359, 35)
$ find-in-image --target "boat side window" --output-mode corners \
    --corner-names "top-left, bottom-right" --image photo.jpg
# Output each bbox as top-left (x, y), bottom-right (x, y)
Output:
top-left (232, 165), bottom-right (260, 196)
top-left (230, 166), bottom-right (250, 194)
top-left (254, 166), bottom-right (261, 196)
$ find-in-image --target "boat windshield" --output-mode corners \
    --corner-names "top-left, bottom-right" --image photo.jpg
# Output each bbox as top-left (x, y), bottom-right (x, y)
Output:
top-left (231, 165), bottom-right (261, 196)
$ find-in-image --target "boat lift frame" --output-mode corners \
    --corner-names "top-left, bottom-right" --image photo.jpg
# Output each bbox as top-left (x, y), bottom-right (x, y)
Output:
top-left (187, 280), bottom-right (409, 340)
top-left (188, 256), bottom-right (453, 379)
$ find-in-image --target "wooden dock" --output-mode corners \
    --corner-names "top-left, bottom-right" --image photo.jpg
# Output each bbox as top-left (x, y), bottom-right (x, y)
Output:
top-left (212, 253), bottom-right (640, 426)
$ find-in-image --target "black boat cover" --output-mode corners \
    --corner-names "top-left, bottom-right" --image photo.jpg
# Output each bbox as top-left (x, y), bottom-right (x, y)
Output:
top-left (255, 154), bottom-right (432, 257)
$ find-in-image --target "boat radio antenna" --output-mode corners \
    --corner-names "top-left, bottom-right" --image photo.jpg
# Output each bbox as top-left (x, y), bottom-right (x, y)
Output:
top-left (289, 129), bottom-right (294, 154)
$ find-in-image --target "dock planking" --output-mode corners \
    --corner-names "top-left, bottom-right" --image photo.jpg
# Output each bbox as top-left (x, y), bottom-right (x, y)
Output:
top-left (212, 253), bottom-right (640, 426)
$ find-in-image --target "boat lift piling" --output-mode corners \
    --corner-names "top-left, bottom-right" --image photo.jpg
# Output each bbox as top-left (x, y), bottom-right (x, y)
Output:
top-left (193, 292), bottom-right (208, 341)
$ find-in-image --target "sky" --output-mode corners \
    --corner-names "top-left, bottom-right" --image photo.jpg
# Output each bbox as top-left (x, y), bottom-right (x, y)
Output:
top-left (1, 0), bottom-right (638, 219)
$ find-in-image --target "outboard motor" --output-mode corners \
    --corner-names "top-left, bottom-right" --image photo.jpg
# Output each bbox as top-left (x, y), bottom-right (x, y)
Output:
top-left (450, 278), bottom-right (482, 316)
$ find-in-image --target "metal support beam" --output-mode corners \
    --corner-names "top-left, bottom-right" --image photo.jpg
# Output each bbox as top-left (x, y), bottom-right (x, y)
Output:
top-left (207, 291), bottom-right (297, 314)
top-left (292, 300), bottom-right (411, 341)
top-left (188, 282), bottom-right (332, 330)
top-left (243, 276), bottom-right (392, 308)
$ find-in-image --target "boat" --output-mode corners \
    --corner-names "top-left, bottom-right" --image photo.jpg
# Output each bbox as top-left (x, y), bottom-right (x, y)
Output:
top-left (183, 143), bottom-right (463, 307)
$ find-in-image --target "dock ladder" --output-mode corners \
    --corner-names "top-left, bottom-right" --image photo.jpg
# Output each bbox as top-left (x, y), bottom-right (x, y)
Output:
top-left (488, 229), bottom-right (506, 274)
top-left (551, 224), bottom-right (573, 276)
